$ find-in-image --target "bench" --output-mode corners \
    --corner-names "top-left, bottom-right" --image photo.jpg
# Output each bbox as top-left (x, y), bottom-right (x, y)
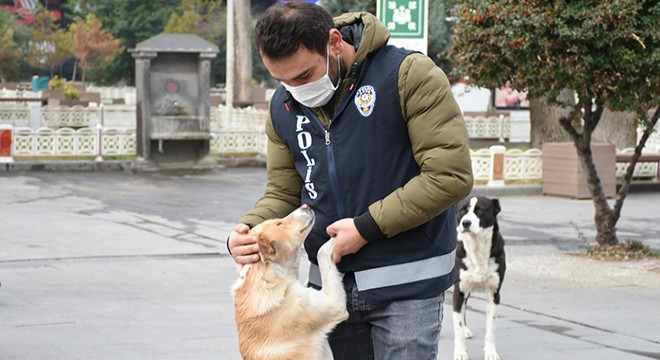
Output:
top-left (616, 153), bottom-right (660, 162)
top-left (0, 98), bottom-right (48, 106)
top-left (615, 152), bottom-right (660, 179)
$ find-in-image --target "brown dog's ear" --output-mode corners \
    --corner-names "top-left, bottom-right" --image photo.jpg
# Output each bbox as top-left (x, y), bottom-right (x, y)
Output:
top-left (265, 239), bottom-right (278, 256)
top-left (267, 240), bottom-right (280, 258)
top-left (256, 232), bottom-right (278, 261)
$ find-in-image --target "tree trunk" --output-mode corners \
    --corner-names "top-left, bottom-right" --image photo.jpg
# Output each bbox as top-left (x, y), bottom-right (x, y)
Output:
top-left (72, 59), bottom-right (78, 83)
top-left (577, 134), bottom-right (618, 246)
top-left (591, 109), bottom-right (637, 149)
top-left (558, 98), bottom-right (618, 246)
top-left (234, 0), bottom-right (253, 103)
top-left (529, 89), bottom-right (574, 149)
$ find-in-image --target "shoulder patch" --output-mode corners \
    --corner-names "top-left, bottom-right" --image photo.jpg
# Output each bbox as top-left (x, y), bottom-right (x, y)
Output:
top-left (354, 85), bottom-right (376, 117)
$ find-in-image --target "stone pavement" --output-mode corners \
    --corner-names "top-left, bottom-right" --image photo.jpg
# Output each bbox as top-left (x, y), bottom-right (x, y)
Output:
top-left (0, 167), bottom-right (659, 360)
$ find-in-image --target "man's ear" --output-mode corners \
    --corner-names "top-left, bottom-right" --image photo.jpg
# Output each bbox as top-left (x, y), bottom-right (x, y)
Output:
top-left (328, 28), bottom-right (344, 54)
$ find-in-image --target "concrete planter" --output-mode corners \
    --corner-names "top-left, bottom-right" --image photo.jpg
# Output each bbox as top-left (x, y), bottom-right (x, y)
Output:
top-left (542, 142), bottom-right (616, 199)
top-left (43, 89), bottom-right (97, 107)
top-left (47, 98), bottom-right (89, 107)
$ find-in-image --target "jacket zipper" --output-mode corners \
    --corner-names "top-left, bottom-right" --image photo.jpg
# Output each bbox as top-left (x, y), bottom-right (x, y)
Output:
top-left (301, 75), bottom-right (361, 220)
top-left (324, 129), bottom-right (345, 218)
top-left (301, 108), bottom-right (345, 219)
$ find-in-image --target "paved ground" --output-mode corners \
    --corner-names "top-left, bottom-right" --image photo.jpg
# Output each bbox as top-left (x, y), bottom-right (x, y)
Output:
top-left (1, 167), bottom-right (659, 360)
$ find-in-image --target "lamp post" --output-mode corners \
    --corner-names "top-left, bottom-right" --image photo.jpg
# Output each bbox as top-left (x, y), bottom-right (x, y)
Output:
top-left (225, 0), bottom-right (234, 120)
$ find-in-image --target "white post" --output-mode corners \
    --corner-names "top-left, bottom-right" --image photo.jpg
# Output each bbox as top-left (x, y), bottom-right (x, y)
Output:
top-left (95, 124), bottom-right (103, 162)
top-left (29, 104), bottom-right (42, 128)
top-left (498, 114), bottom-right (505, 143)
top-left (95, 104), bottom-right (104, 162)
top-left (488, 145), bottom-right (506, 187)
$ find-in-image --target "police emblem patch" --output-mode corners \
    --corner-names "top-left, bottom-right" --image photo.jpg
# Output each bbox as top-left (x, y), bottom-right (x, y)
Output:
top-left (354, 85), bottom-right (376, 117)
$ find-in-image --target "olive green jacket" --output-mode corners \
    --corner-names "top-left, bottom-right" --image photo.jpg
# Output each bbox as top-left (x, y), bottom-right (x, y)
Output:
top-left (240, 12), bottom-right (473, 239)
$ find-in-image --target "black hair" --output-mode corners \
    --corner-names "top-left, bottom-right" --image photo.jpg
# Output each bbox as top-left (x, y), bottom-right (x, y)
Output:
top-left (255, 2), bottom-right (335, 60)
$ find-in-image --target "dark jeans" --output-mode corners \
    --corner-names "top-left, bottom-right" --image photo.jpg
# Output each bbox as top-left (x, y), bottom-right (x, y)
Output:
top-left (329, 273), bottom-right (445, 360)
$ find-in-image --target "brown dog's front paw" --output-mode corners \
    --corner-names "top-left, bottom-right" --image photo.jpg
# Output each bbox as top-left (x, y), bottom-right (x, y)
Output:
top-left (317, 237), bottom-right (335, 260)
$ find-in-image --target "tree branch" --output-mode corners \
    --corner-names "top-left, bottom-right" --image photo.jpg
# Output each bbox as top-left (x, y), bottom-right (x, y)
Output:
top-left (586, 101), bottom-right (604, 134)
top-left (558, 110), bottom-right (582, 144)
top-left (612, 105), bottom-right (660, 223)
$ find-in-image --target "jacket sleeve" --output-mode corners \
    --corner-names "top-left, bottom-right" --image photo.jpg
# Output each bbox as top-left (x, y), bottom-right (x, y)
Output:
top-left (364, 53), bottom-right (474, 239)
top-left (239, 113), bottom-right (302, 227)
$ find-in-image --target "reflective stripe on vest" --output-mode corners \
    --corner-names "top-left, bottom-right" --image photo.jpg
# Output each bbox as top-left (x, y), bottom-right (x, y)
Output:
top-left (308, 249), bottom-right (456, 291)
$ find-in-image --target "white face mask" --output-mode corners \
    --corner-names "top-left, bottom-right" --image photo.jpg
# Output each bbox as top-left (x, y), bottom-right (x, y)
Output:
top-left (282, 48), bottom-right (340, 108)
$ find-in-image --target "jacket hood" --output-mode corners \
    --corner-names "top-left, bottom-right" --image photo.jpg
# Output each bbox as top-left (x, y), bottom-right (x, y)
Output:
top-left (334, 12), bottom-right (390, 68)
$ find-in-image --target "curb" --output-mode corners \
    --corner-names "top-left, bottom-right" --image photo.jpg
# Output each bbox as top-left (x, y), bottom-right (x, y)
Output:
top-left (1, 160), bottom-right (136, 172)
top-left (2, 158), bottom-right (658, 196)
top-left (472, 184), bottom-right (542, 197)
top-left (0, 157), bottom-right (267, 173)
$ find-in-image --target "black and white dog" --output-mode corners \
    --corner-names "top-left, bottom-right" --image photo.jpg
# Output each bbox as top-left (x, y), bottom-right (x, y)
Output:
top-left (453, 196), bottom-right (506, 360)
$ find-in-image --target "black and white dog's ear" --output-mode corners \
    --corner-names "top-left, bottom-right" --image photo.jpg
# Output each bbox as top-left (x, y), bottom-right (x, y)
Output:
top-left (492, 198), bottom-right (501, 215)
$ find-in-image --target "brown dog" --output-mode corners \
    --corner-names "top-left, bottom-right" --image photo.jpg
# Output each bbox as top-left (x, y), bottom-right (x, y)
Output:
top-left (231, 205), bottom-right (348, 360)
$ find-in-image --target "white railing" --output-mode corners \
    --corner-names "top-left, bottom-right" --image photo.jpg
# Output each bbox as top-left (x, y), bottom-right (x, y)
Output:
top-left (209, 106), bottom-right (268, 155)
top-left (0, 105), bottom-right (137, 128)
top-left (210, 106), bottom-right (267, 131)
top-left (470, 148), bottom-right (491, 182)
top-left (102, 106), bottom-right (137, 127)
top-left (4, 126), bottom-right (658, 182)
top-left (504, 148), bottom-right (544, 180)
top-left (42, 106), bottom-right (100, 128)
top-left (470, 147), bottom-right (543, 183)
top-left (12, 126), bottom-right (135, 157)
top-left (463, 114), bottom-right (510, 141)
top-left (2, 104), bottom-right (658, 184)
top-left (0, 88), bottom-right (42, 99)
top-left (0, 107), bottom-right (31, 126)
top-left (211, 130), bottom-right (267, 155)
top-left (1, 105), bottom-right (269, 130)
top-left (100, 128), bottom-right (137, 156)
top-left (9, 125), bottom-right (260, 159)
top-left (3, 105), bottom-right (268, 159)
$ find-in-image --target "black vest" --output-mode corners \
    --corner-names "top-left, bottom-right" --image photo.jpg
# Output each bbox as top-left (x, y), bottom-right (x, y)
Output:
top-left (269, 45), bottom-right (456, 302)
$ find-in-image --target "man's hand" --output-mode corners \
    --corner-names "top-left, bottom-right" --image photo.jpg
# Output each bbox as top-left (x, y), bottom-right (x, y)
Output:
top-left (326, 218), bottom-right (368, 263)
top-left (228, 223), bottom-right (260, 265)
